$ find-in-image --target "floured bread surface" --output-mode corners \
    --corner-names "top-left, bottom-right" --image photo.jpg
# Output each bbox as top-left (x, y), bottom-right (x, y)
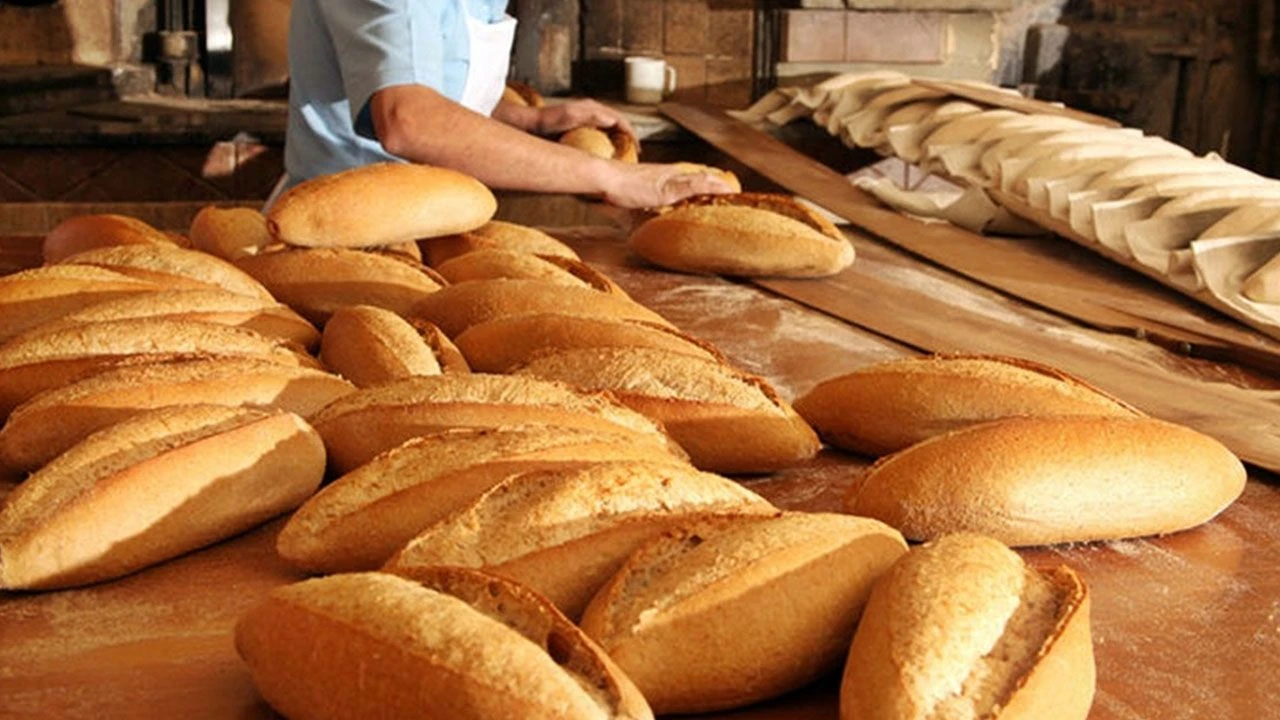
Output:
top-left (631, 193), bottom-right (853, 278)
top-left (793, 354), bottom-right (1140, 456)
top-left (513, 347), bottom-right (820, 473)
top-left (840, 533), bottom-right (1094, 720)
top-left (235, 571), bottom-right (652, 720)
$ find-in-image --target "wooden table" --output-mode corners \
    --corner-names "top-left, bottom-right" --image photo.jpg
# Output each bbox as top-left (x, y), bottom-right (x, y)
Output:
top-left (2, 226), bottom-right (1279, 720)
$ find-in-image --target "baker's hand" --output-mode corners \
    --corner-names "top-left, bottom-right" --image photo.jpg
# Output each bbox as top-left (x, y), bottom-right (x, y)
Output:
top-left (601, 162), bottom-right (737, 209)
top-left (536, 100), bottom-right (636, 138)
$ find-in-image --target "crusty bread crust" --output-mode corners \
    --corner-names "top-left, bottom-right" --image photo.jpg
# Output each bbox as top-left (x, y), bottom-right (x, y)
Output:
top-left (840, 533), bottom-right (1094, 720)
top-left (320, 305), bottom-right (444, 388)
top-left (502, 81), bottom-right (545, 108)
top-left (0, 405), bottom-right (325, 590)
top-left (455, 314), bottom-right (721, 373)
top-left (277, 425), bottom-right (690, 573)
top-left (846, 416), bottom-right (1247, 545)
top-left (793, 354), bottom-right (1141, 456)
top-left (0, 356), bottom-right (352, 472)
top-left (384, 460), bottom-right (775, 618)
top-left (42, 213), bottom-right (177, 264)
top-left (189, 206), bottom-right (275, 261)
top-left (580, 512), bottom-right (907, 714)
top-left (630, 193), bottom-right (854, 278)
top-left (234, 569), bottom-right (655, 720)
top-left (235, 246), bottom-right (446, 325)
top-left (309, 373), bottom-right (687, 473)
top-left (513, 346), bottom-right (820, 474)
top-left (0, 318), bottom-right (320, 419)
top-left (559, 127), bottom-right (640, 163)
top-left (267, 162), bottom-right (497, 247)
top-left (0, 265), bottom-right (163, 344)
top-left (31, 289), bottom-right (320, 350)
top-left (422, 220), bottom-right (580, 266)
top-left (412, 278), bottom-right (672, 337)
top-left (57, 244), bottom-right (275, 301)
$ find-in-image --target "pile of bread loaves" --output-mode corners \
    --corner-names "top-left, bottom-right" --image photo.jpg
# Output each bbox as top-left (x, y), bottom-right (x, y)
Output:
top-left (741, 70), bottom-right (1280, 303)
top-left (0, 161), bottom-right (1248, 719)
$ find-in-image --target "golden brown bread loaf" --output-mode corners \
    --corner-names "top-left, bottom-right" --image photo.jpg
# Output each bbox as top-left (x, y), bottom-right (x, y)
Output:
top-left (434, 249), bottom-right (624, 293)
top-left (266, 162), bottom-right (497, 247)
top-left (454, 314), bottom-right (721, 373)
top-left (319, 305), bottom-right (463, 388)
top-left (384, 460), bottom-right (776, 618)
top-left (31, 289), bottom-right (321, 350)
top-left (277, 425), bottom-right (691, 573)
top-left (310, 373), bottom-right (686, 473)
top-left (421, 220), bottom-right (581, 267)
top-left (412, 278), bottom-right (671, 337)
top-left (793, 354), bottom-right (1142, 456)
top-left (0, 317), bottom-right (320, 418)
top-left (847, 416), bottom-right (1247, 546)
top-left (840, 533), bottom-right (1095, 720)
top-left (189, 205), bottom-right (275, 261)
top-left (0, 357), bottom-right (353, 473)
top-left (513, 346), bottom-right (820, 474)
top-left (235, 568), bottom-right (654, 720)
top-left (501, 81), bottom-right (545, 107)
top-left (669, 163), bottom-right (742, 194)
top-left (559, 126), bottom-right (640, 163)
top-left (630, 193), bottom-right (855, 278)
top-left (0, 265), bottom-right (164, 344)
top-left (42, 213), bottom-right (179, 264)
top-left (56, 244), bottom-right (276, 300)
top-left (235, 246), bottom-right (447, 325)
top-left (0, 404), bottom-right (325, 590)
top-left (580, 512), bottom-right (908, 714)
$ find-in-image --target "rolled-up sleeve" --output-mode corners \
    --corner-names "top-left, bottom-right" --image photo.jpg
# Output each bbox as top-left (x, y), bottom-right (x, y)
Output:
top-left (316, 0), bottom-right (445, 139)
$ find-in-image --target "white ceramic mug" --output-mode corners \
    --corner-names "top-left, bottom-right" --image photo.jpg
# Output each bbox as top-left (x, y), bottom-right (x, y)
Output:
top-left (625, 56), bottom-right (677, 105)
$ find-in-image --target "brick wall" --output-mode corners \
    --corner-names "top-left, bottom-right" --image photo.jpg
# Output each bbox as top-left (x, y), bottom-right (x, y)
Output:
top-left (579, 0), bottom-right (756, 108)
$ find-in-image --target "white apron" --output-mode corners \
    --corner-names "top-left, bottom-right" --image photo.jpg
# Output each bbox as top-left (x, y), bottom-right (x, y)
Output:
top-left (457, 0), bottom-right (517, 116)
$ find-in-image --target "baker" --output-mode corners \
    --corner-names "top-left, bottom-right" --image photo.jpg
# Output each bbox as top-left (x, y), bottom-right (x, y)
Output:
top-left (269, 0), bottom-right (736, 210)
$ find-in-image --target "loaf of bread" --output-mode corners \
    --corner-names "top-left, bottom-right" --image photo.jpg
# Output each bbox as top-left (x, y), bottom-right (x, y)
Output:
top-left (502, 81), bottom-right (545, 108)
top-left (840, 533), bottom-right (1094, 720)
top-left (412, 278), bottom-right (671, 337)
top-left (189, 206), bottom-right (275, 261)
top-left (235, 568), bottom-right (654, 720)
top-left (235, 246), bottom-right (446, 325)
top-left (0, 265), bottom-right (164, 344)
top-left (32, 288), bottom-right (321, 350)
top-left (319, 305), bottom-right (465, 388)
top-left (266, 162), bottom-right (497, 247)
top-left (0, 357), bottom-right (353, 472)
top-left (57, 244), bottom-right (276, 300)
top-left (454, 314), bottom-right (721, 373)
top-left (384, 460), bottom-right (776, 618)
top-left (793, 354), bottom-right (1141, 456)
top-left (0, 404), bottom-right (325, 590)
top-left (277, 425), bottom-right (691, 573)
top-left (513, 346), bottom-right (819, 473)
top-left (378, 240), bottom-right (425, 263)
top-left (421, 220), bottom-right (580, 267)
top-left (0, 317), bottom-right (320, 418)
top-left (669, 163), bottom-right (742, 194)
top-left (309, 373), bottom-right (686, 473)
top-left (42, 213), bottom-right (178, 264)
top-left (847, 416), bottom-right (1247, 546)
top-left (559, 126), bottom-right (640, 163)
top-left (629, 193), bottom-right (854, 278)
top-left (434, 249), bottom-right (625, 294)
top-left (580, 512), bottom-right (907, 714)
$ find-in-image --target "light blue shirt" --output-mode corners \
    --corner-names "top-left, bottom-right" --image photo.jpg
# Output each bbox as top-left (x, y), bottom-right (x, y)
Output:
top-left (283, 0), bottom-right (509, 188)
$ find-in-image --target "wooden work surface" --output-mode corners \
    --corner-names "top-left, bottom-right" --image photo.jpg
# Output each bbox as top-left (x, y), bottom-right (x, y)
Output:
top-left (2, 222), bottom-right (1279, 719)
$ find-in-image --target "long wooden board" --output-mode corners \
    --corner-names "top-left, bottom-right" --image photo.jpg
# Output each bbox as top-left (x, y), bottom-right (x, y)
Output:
top-left (658, 103), bottom-right (1280, 473)
top-left (659, 102), bottom-right (1280, 358)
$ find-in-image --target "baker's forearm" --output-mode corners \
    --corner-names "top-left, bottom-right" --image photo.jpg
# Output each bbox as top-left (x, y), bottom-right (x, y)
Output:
top-left (371, 84), bottom-right (614, 195)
